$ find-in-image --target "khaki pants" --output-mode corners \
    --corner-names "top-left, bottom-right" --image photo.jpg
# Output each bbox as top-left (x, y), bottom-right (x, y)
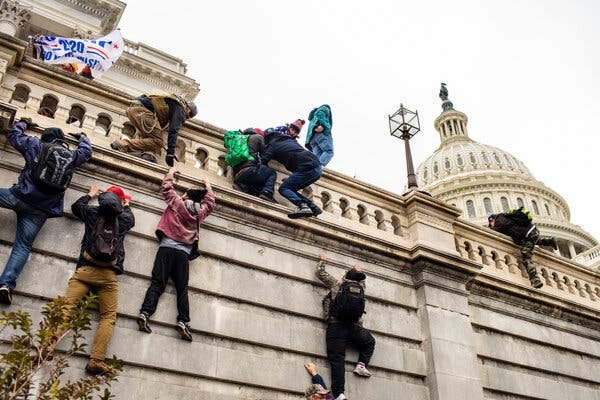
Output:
top-left (64, 266), bottom-right (119, 361)
top-left (116, 106), bottom-right (164, 157)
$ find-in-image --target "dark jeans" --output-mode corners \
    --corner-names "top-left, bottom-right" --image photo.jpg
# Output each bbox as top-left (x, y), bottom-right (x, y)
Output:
top-left (278, 166), bottom-right (322, 207)
top-left (235, 164), bottom-right (277, 196)
top-left (140, 247), bottom-right (191, 322)
top-left (326, 322), bottom-right (376, 397)
top-left (0, 188), bottom-right (48, 289)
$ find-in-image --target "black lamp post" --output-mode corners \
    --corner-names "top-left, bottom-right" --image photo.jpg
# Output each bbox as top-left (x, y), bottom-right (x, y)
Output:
top-left (388, 103), bottom-right (421, 191)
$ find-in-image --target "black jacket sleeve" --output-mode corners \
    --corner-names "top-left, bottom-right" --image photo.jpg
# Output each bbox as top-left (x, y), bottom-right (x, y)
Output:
top-left (71, 195), bottom-right (92, 221)
top-left (167, 101), bottom-right (187, 155)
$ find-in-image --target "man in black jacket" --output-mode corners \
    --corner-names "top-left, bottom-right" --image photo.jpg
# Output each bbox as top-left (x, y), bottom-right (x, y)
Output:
top-left (110, 94), bottom-right (197, 166)
top-left (232, 128), bottom-right (277, 202)
top-left (489, 210), bottom-right (557, 289)
top-left (63, 184), bottom-right (135, 375)
top-left (262, 119), bottom-right (323, 219)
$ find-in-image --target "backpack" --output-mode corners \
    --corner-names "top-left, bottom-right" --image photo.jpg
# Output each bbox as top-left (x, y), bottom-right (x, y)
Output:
top-left (31, 140), bottom-right (75, 193)
top-left (505, 207), bottom-right (532, 227)
top-left (224, 130), bottom-right (254, 167)
top-left (330, 280), bottom-right (365, 323)
top-left (86, 215), bottom-right (120, 265)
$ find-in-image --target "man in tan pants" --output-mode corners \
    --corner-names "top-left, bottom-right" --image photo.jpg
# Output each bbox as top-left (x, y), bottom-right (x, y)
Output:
top-left (64, 185), bottom-right (135, 375)
top-left (111, 94), bottom-right (197, 166)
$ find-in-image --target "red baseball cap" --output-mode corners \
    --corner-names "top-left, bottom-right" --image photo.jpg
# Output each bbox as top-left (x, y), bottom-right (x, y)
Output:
top-left (106, 185), bottom-right (131, 200)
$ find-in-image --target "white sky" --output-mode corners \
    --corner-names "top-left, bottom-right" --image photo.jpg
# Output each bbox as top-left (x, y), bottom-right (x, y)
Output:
top-left (118, 0), bottom-right (600, 241)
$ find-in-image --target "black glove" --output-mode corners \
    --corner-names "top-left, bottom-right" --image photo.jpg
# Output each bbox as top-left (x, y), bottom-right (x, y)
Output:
top-left (17, 117), bottom-right (38, 129)
top-left (67, 132), bottom-right (86, 140)
top-left (165, 153), bottom-right (178, 167)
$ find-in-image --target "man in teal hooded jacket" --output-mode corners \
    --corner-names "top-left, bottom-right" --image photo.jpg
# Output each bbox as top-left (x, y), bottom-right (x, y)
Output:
top-left (305, 105), bottom-right (333, 166)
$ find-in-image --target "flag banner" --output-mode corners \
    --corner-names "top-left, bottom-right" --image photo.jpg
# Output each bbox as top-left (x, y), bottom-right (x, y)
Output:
top-left (31, 30), bottom-right (124, 79)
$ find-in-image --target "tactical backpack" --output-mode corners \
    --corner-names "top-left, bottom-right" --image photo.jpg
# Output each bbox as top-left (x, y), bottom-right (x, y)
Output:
top-left (31, 140), bottom-right (75, 193)
top-left (505, 206), bottom-right (532, 227)
top-left (223, 130), bottom-right (254, 167)
top-left (85, 216), bottom-right (120, 266)
top-left (330, 281), bottom-right (366, 323)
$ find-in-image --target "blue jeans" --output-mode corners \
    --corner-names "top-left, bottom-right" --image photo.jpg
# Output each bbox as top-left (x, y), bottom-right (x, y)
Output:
top-left (309, 133), bottom-right (334, 166)
top-left (278, 166), bottom-right (322, 207)
top-left (0, 188), bottom-right (48, 289)
top-left (235, 164), bottom-right (277, 196)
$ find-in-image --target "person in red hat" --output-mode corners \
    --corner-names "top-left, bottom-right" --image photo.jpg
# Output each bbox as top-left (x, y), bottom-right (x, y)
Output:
top-left (60, 184), bottom-right (135, 375)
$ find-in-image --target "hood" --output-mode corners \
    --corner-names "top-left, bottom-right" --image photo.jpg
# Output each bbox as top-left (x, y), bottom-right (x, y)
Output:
top-left (98, 192), bottom-right (123, 218)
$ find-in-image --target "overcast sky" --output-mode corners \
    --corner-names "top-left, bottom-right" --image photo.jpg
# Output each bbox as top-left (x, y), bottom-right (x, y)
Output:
top-left (118, 0), bottom-right (600, 241)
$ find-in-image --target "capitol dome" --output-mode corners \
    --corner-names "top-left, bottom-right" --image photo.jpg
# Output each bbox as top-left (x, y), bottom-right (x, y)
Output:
top-left (416, 85), bottom-right (598, 266)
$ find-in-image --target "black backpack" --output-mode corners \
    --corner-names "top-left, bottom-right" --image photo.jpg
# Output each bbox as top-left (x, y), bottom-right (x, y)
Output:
top-left (330, 281), bottom-right (365, 323)
top-left (86, 216), bottom-right (120, 265)
top-left (31, 140), bottom-right (75, 193)
top-left (505, 207), bottom-right (532, 227)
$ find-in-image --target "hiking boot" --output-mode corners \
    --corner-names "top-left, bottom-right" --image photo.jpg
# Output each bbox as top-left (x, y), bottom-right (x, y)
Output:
top-left (308, 203), bottom-right (323, 217)
top-left (137, 312), bottom-right (152, 333)
top-left (85, 358), bottom-right (110, 375)
top-left (353, 362), bottom-right (372, 377)
top-left (259, 192), bottom-right (278, 204)
top-left (176, 321), bottom-right (193, 342)
top-left (287, 203), bottom-right (313, 219)
top-left (530, 275), bottom-right (544, 289)
top-left (140, 153), bottom-right (158, 163)
top-left (110, 141), bottom-right (127, 153)
top-left (0, 285), bottom-right (12, 305)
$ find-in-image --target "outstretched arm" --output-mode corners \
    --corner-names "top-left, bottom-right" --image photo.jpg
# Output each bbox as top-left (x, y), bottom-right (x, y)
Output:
top-left (316, 255), bottom-right (338, 289)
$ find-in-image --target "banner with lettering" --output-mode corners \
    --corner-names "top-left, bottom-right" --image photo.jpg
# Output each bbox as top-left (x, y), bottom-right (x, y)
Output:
top-left (31, 30), bottom-right (124, 79)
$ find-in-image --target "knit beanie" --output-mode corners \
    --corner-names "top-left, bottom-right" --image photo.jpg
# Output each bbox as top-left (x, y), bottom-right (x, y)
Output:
top-left (289, 119), bottom-right (305, 133)
top-left (40, 127), bottom-right (65, 143)
top-left (186, 188), bottom-right (207, 203)
top-left (345, 269), bottom-right (366, 282)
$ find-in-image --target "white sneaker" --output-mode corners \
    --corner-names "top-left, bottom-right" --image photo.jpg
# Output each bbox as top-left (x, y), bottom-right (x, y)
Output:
top-left (353, 362), bottom-right (372, 377)
top-left (335, 394), bottom-right (347, 400)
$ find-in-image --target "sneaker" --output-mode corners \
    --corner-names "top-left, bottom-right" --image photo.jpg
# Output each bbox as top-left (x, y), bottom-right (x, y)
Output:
top-left (259, 192), bottom-right (278, 204)
top-left (287, 203), bottom-right (313, 219)
top-left (176, 321), bottom-right (193, 342)
top-left (530, 275), bottom-right (544, 289)
top-left (110, 141), bottom-right (126, 152)
top-left (140, 153), bottom-right (158, 163)
top-left (137, 312), bottom-right (152, 333)
top-left (334, 394), bottom-right (347, 400)
top-left (0, 285), bottom-right (12, 305)
top-left (85, 358), bottom-right (110, 375)
top-left (308, 203), bottom-right (323, 217)
top-left (353, 362), bottom-right (372, 377)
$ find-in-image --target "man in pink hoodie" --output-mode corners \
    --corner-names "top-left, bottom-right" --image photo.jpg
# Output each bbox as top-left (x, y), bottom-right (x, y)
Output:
top-left (136, 167), bottom-right (215, 341)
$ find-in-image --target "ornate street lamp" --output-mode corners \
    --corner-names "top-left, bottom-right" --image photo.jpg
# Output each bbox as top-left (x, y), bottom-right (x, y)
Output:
top-left (388, 103), bottom-right (421, 191)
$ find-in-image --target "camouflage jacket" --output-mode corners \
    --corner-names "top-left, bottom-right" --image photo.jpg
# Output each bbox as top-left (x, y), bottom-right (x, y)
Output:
top-left (316, 260), bottom-right (366, 324)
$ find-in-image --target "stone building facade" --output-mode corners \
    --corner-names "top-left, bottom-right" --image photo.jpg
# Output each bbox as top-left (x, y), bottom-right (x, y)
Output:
top-left (0, 1), bottom-right (599, 399)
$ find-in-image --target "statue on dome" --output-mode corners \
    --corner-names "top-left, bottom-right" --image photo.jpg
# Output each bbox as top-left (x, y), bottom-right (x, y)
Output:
top-left (439, 82), bottom-right (454, 111)
top-left (439, 82), bottom-right (448, 101)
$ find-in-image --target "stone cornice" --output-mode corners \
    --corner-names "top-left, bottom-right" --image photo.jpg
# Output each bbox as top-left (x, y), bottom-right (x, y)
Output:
top-left (50, 0), bottom-right (125, 34)
top-left (0, 31), bottom-right (27, 65)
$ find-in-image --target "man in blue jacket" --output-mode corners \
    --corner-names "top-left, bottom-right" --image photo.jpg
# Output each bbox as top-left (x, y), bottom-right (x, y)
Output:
top-left (262, 119), bottom-right (323, 219)
top-left (0, 119), bottom-right (92, 305)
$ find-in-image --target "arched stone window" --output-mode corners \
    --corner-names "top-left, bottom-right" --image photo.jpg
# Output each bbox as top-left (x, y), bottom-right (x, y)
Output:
top-left (493, 153), bottom-right (502, 164)
top-left (482, 152), bottom-right (490, 164)
top-left (466, 200), bottom-right (476, 218)
top-left (121, 122), bottom-right (136, 138)
top-left (517, 197), bottom-right (524, 208)
top-left (66, 104), bottom-right (86, 127)
top-left (10, 84), bottom-right (30, 105)
top-left (456, 154), bottom-right (464, 166)
top-left (423, 167), bottom-right (428, 179)
top-left (504, 154), bottom-right (513, 167)
top-left (38, 94), bottom-right (58, 118)
top-left (469, 152), bottom-right (476, 164)
top-left (444, 157), bottom-right (451, 170)
top-left (544, 203), bottom-right (550, 216)
top-left (94, 113), bottom-right (111, 135)
top-left (531, 200), bottom-right (540, 215)
top-left (194, 148), bottom-right (208, 169)
top-left (500, 197), bottom-right (509, 212)
top-left (483, 197), bottom-right (493, 214)
top-left (433, 162), bottom-right (439, 174)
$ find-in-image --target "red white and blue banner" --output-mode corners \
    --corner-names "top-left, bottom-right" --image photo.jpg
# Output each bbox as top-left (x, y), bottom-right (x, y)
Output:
top-left (31, 30), bottom-right (124, 78)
